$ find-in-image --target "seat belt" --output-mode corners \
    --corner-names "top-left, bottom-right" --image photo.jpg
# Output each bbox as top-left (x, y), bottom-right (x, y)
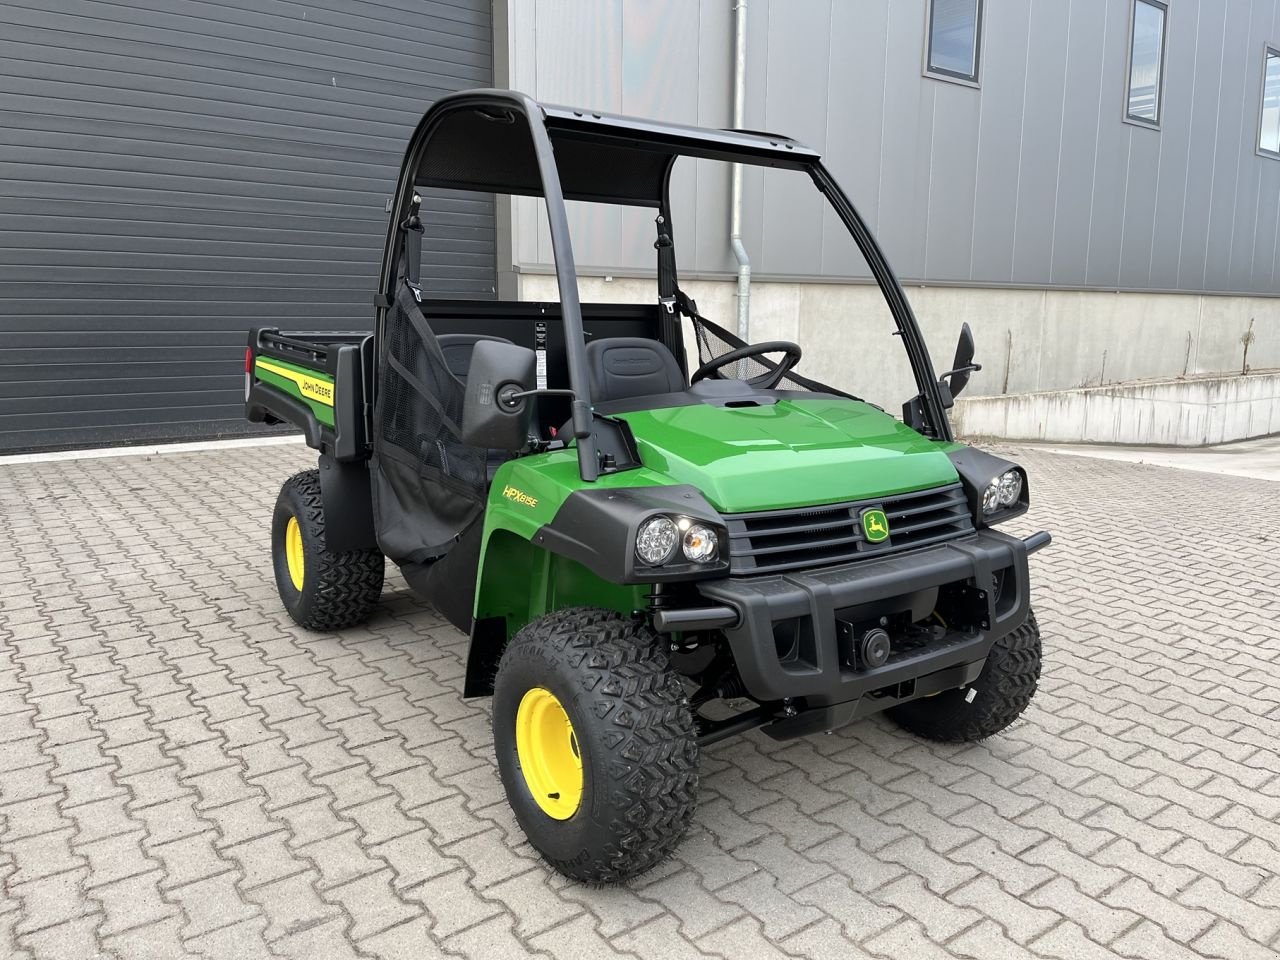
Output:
top-left (654, 212), bottom-right (746, 348)
top-left (654, 214), bottom-right (697, 371)
top-left (402, 193), bottom-right (424, 301)
top-left (655, 214), bottom-right (679, 317)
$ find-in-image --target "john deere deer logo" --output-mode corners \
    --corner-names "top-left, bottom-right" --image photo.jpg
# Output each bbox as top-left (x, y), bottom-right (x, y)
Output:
top-left (860, 508), bottom-right (890, 543)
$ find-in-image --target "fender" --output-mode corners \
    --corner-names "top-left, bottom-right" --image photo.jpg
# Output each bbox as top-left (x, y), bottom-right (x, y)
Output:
top-left (463, 529), bottom-right (649, 697)
top-left (460, 454), bottom-right (728, 697)
top-left (462, 456), bottom-right (649, 697)
top-left (317, 454), bottom-right (377, 551)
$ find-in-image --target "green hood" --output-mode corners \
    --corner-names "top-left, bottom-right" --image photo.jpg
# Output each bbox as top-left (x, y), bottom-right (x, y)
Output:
top-left (614, 397), bottom-right (959, 512)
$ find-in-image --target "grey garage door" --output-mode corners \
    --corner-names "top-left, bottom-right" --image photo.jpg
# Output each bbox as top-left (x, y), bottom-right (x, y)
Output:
top-left (0, 0), bottom-right (494, 452)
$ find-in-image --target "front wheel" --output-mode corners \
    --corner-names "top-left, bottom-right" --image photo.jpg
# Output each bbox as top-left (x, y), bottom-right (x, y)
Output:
top-left (492, 608), bottom-right (699, 884)
top-left (271, 469), bottom-right (384, 631)
top-left (888, 611), bottom-right (1042, 743)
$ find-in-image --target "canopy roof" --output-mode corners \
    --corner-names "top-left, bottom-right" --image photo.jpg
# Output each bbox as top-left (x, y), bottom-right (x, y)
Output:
top-left (413, 90), bottom-right (821, 207)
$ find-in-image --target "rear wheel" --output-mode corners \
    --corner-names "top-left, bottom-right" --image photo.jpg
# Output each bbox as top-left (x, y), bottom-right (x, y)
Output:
top-left (888, 611), bottom-right (1041, 743)
top-left (271, 469), bottom-right (384, 630)
top-left (492, 607), bottom-right (699, 883)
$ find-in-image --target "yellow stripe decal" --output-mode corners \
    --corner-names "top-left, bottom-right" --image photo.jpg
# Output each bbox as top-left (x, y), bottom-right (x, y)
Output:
top-left (256, 359), bottom-right (335, 407)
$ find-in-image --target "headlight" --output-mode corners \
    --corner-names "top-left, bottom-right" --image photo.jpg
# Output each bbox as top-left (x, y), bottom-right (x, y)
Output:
top-left (997, 470), bottom-right (1022, 506)
top-left (682, 524), bottom-right (719, 563)
top-left (635, 516), bottom-right (679, 565)
top-left (982, 470), bottom-right (1024, 516)
top-left (981, 479), bottom-right (1002, 515)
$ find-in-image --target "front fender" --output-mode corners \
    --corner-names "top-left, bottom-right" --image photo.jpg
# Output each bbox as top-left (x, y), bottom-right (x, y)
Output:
top-left (464, 457), bottom-right (650, 697)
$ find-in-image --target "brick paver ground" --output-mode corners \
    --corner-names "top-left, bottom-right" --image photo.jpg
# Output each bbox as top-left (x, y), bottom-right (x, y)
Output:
top-left (1, 441), bottom-right (1277, 960)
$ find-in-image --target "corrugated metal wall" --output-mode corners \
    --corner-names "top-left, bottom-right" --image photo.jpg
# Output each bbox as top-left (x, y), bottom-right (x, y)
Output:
top-left (507, 0), bottom-right (1280, 296)
top-left (0, 0), bottom-right (493, 452)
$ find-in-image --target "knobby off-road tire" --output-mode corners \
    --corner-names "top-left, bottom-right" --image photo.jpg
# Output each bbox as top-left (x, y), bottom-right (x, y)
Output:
top-left (493, 607), bottom-right (700, 884)
top-left (888, 611), bottom-right (1041, 743)
top-left (271, 469), bottom-right (384, 631)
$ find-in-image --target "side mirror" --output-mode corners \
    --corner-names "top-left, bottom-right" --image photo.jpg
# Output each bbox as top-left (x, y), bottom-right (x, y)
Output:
top-left (461, 340), bottom-right (536, 450)
top-left (940, 322), bottom-right (981, 400)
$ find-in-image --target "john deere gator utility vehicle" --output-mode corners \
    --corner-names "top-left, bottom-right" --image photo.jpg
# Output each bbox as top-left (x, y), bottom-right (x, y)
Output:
top-left (245, 89), bottom-right (1051, 883)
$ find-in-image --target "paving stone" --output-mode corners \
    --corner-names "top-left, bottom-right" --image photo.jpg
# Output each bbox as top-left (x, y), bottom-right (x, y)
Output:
top-left (699, 915), bottom-right (808, 960)
top-left (1024, 877), bottom-right (1144, 945)
top-left (79, 829), bottom-right (157, 889)
top-left (149, 832), bottom-right (234, 890)
top-left (94, 868), bottom-right (178, 936)
top-left (442, 912), bottom-right (552, 959)
top-left (528, 911), bottom-right (643, 958)
top-left (780, 917), bottom-right (880, 960)
top-left (1032, 920), bottom-right (1139, 959)
top-left (183, 916), bottom-right (277, 960)
top-left (403, 867), bottom-right (503, 939)
top-left (1176, 875), bottom-right (1280, 943)
top-left (16, 915), bottom-right (103, 960)
top-left (484, 868), bottom-right (583, 939)
top-left (1191, 921), bottom-right (1280, 960)
top-left (614, 915), bottom-right (718, 960)
top-left (791, 873), bottom-right (901, 943)
top-left (632, 869), bottom-right (745, 940)
top-left (323, 866), bottom-right (421, 941)
top-left (169, 871), bottom-right (260, 938)
top-left (863, 918), bottom-right (976, 960)
top-left (11, 867), bottom-right (96, 934)
top-left (273, 915), bottom-right (366, 960)
top-left (1101, 876), bottom-right (1216, 943)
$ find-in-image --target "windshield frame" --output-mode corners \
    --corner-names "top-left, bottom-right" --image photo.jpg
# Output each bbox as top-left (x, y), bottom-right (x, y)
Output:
top-left (379, 91), bottom-right (953, 483)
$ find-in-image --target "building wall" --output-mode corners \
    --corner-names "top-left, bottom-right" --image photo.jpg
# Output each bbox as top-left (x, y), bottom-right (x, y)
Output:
top-left (504, 0), bottom-right (1280, 295)
top-left (0, 0), bottom-right (494, 452)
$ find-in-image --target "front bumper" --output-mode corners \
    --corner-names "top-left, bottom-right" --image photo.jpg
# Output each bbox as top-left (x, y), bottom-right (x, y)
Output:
top-left (694, 528), bottom-right (1043, 738)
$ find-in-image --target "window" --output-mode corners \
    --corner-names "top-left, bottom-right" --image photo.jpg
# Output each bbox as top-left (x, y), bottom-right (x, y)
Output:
top-left (1260, 46), bottom-right (1280, 158)
top-left (1126, 0), bottom-right (1167, 126)
top-left (926, 0), bottom-right (983, 85)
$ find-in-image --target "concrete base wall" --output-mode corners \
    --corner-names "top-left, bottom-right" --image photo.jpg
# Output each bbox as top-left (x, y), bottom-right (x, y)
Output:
top-left (517, 274), bottom-right (1280, 438)
top-left (953, 372), bottom-right (1280, 445)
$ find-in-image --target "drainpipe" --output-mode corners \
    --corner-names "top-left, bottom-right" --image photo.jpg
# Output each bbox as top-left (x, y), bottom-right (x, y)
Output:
top-left (730, 0), bottom-right (751, 341)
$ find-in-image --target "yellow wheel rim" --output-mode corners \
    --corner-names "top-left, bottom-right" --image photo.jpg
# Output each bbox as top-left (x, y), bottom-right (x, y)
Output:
top-left (285, 516), bottom-right (305, 591)
top-left (515, 687), bottom-right (583, 820)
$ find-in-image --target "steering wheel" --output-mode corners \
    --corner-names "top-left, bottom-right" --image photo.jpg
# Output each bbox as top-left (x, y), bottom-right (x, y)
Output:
top-left (690, 341), bottom-right (803, 390)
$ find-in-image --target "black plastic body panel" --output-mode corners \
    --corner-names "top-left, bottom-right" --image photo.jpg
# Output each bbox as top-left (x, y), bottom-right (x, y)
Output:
top-left (245, 327), bottom-right (371, 462)
top-left (947, 447), bottom-right (1030, 527)
top-left (695, 528), bottom-right (1032, 709)
top-left (535, 485), bottom-right (730, 584)
top-left (245, 381), bottom-right (323, 449)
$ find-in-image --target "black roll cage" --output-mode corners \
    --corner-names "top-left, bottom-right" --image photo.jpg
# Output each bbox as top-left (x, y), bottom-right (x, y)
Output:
top-left (376, 89), bottom-right (953, 482)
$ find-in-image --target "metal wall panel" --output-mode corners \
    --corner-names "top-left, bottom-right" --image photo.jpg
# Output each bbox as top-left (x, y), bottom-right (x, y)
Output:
top-left (0, 0), bottom-right (493, 451)
top-left (1012, 0), bottom-right (1071, 284)
top-left (507, 0), bottom-right (1280, 298)
top-left (968, 0), bottom-right (1032, 284)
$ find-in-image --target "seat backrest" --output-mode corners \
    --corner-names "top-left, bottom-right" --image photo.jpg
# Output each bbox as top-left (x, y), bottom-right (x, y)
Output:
top-left (436, 333), bottom-right (514, 382)
top-left (586, 337), bottom-right (685, 403)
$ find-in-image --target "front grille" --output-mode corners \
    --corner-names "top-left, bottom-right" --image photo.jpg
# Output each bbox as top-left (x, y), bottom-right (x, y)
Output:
top-left (724, 483), bottom-right (974, 575)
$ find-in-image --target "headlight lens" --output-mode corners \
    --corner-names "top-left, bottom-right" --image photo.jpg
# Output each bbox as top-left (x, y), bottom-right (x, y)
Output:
top-left (682, 524), bottom-right (719, 563)
top-left (981, 479), bottom-right (1002, 515)
top-left (997, 470), bottom-right (1023, 506)
top-left (635, 516), bottom-right (679, 565)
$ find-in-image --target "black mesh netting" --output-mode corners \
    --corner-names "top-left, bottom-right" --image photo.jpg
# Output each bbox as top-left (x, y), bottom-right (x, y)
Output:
top-left (690, 312), bottom-right (847, 396)
top-left (372, 283), bottom-right (488, 564)
top-left (381, 297), bottom-right (486, 494)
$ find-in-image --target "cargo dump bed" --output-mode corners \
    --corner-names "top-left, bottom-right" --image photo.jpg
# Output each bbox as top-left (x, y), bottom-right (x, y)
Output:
top-left (245, 328), bottom-right (371, 461)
